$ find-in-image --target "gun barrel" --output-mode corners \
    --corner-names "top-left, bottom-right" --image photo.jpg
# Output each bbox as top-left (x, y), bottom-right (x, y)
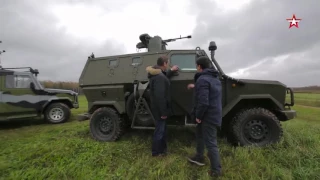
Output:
top-left (163, 35), bottom-right (192, 42)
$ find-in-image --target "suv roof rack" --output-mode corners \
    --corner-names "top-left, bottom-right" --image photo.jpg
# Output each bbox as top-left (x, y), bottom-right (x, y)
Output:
top-left (1, 67), bottom-right (39, 76)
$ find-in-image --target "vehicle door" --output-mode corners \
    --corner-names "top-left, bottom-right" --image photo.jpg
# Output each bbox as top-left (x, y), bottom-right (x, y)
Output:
top-left (1, 73), bottom-right (39, 115)
top-left (167, 50), bottom-right (198, 115)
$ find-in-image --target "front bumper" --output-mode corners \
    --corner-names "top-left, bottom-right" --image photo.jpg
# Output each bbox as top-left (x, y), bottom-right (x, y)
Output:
top-left (73, 103), bottom-right (79, 109)
top-left (77, 113), bottom-right (91, 121)
top-left (73, 95), bottom-right (79, 109)
top-left (281, 109), bottom-right (297, 120)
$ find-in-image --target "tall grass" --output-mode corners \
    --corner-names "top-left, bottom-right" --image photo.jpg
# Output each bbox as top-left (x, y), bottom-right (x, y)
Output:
top-left (1, 95), bottom-right (319, 179)
top-left (287, 92), bottom-right (320, 107)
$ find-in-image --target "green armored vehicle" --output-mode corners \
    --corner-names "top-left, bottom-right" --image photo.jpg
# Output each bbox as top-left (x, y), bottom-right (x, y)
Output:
top-left (78, 34), bottom-right (296, 146)
top-left (0, 67), bottom-right (79, 123)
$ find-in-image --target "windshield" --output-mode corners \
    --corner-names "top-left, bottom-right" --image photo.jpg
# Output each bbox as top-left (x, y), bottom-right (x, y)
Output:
top-left (170, 54), bottom-right (197, 71)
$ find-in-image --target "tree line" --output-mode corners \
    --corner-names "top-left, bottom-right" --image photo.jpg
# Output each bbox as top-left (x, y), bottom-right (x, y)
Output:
top-left (292, 86), bottom-right (320, 93)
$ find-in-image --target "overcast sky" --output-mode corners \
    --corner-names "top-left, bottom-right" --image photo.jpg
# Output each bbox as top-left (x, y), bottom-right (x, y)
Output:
top-left (0, 0), bottom-right (319, 87)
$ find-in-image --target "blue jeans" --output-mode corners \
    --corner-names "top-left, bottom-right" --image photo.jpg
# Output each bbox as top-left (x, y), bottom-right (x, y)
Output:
top-left (152, 118), bottom-right (167, 155)
top-left (196, 121), bottom-right (222, 174)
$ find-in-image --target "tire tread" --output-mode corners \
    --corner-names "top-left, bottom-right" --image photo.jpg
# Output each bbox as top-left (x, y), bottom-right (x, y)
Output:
top-left (230, 107), bottom-right (283, 146)
top-left (89, 107), bottom-right (125, 142)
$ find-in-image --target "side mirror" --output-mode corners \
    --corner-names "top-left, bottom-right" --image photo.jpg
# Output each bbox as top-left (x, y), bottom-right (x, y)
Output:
top-left (208, 41), bottom-right (217, 51)
top-left (30, 82), bottom-right (35, 90)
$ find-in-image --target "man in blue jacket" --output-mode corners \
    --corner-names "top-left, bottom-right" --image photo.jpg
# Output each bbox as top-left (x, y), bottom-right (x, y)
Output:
top-left (187, 56), bottom-right (222, 177)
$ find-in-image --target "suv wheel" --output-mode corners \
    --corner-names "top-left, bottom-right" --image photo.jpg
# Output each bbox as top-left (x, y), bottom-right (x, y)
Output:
top-left (231, 107), bottom-right (283, 146)
top-left (44, 102), bottom-right (71, 124)
top-left (89, 107), bottom-right (124, 142)
top-left (126, 91), bottom-right (154, 126)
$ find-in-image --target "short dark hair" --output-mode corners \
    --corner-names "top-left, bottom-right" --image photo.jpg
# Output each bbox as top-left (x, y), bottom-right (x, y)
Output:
top-left (196, 56), bottom-right (211, 69)
top-left (157, 55), bottom-right (169, 66)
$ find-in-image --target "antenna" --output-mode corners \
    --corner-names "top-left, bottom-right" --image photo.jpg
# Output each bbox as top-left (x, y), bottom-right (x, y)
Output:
top-left (0, 40), bottom-right (6, 68)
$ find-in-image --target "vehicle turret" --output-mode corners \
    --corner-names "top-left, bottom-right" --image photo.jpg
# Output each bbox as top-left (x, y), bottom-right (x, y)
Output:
top-left (136, 33), bottom-right (192, 52)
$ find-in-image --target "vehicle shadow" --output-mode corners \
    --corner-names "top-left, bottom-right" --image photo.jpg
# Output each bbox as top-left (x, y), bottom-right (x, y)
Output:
top-left (118, 126), bottom-right (233, 157)
top-left (120, 125), bottom-right (229, 145)
top-left (120, 126), bottom-right (196, 146)
top-left (0, 118), bottom-right (46, 130)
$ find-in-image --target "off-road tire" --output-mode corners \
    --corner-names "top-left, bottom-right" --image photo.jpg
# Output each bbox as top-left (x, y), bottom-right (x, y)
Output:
top-left (89, 107), bottom-right (124, 142)
top-left (230, 107), bottom-right (283, 146)
top-left (126, 91), bottom-right (154, 126)
top-left (44, 102), bottom-right (71, 124)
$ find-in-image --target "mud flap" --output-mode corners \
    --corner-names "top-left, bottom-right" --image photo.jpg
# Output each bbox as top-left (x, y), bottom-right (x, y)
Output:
top-left (131, 81), bottom-right (156, 129)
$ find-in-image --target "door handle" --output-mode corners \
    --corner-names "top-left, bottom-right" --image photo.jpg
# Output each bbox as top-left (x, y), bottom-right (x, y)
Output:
top-left (172, 71), bottom-right (179, 76)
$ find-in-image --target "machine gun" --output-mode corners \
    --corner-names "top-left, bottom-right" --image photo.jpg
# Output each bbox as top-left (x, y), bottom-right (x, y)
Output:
top-left (136, 33), bottom-right (192, 52)
top-left (163, 35), bottom-right (192, 44)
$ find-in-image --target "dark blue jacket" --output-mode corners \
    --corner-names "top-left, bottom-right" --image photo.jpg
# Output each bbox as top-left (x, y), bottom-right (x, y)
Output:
top-left (192, 68), bottom-right (222, 126)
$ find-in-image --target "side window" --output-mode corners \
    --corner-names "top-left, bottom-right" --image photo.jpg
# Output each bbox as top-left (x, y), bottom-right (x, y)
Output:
top-left (170, 54), bottom-right (197, 71)
top-left (5, 75), bottom-right (15, 88)
top-left (132, 57), bottom-right (142, 66)
top-left (6, 75), bottom-right (32, 88)
top-left (108, 59), bottom-right (118, 67)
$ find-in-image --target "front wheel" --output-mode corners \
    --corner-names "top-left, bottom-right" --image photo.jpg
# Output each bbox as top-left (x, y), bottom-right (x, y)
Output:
top-left (231, 107), bottom-right (283, 146)
top-left (44, 102), bottom-right (71, 124)
top-left (89, 107), bottom-right (124, 142)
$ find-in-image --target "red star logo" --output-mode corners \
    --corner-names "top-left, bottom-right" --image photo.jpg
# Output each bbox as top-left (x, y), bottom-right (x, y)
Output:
top-left (286, 14), bottom-right (302, 28)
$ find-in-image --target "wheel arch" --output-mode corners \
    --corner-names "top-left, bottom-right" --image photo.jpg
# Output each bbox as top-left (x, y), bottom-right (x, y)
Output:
top-left (222, 95), bottom-right (284, 132)
top-left (223, 95), bottom-right (284, 118)
top-left (89, 101), bottom-right (125, 115)
top-left (42, 98), bottom-right (73, 114)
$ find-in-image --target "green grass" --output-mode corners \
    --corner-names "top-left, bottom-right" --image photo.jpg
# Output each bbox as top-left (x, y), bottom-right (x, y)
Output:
top-left (1, 95), bottom-right (320, 180)
top-left (291, 92), bottom-right (320, 107)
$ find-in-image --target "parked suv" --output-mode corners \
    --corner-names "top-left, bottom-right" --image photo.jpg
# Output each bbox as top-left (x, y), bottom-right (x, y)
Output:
top-left (0, 67), bottom-right (79, 123)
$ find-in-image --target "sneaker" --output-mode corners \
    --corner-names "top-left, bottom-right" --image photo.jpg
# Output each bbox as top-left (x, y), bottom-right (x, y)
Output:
top-left (187, 155), bottom-right (205, 166)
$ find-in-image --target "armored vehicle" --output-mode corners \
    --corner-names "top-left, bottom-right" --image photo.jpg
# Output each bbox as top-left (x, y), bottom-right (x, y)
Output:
top-left (0, 67), bottom-right (79, 123)
top-left (78, 33), bottom-right (296, 146)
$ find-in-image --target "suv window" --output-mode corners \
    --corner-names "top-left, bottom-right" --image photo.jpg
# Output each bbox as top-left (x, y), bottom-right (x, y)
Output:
top-left (170, 54), bottom-right (197, 71)
top-left (6, 75), bottom-right (32, 88)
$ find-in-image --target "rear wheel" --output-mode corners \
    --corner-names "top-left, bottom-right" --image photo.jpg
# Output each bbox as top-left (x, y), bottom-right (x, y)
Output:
top-left (44, 102), bottom-right (70, 124)
top-left (230, 107), bottom-right (283, 146)
top-left (89, 107), bottom-right (124, 141)
top-left (126, 91), bottom-right (154, 126)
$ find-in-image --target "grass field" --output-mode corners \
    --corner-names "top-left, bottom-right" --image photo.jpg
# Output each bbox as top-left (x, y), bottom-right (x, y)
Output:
top-left (291, 92), bottom-right (320, 107)
top-left (1, 93), bottom-right (320, 180)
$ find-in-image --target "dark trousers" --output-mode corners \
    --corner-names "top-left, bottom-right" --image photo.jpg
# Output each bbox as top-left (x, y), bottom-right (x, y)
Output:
top-left (152, 118), bottom-right (167, 155)
top-left (151, 107), bottom-right (167, 155)
top-left (196, 121), bottom-right (221, 174)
